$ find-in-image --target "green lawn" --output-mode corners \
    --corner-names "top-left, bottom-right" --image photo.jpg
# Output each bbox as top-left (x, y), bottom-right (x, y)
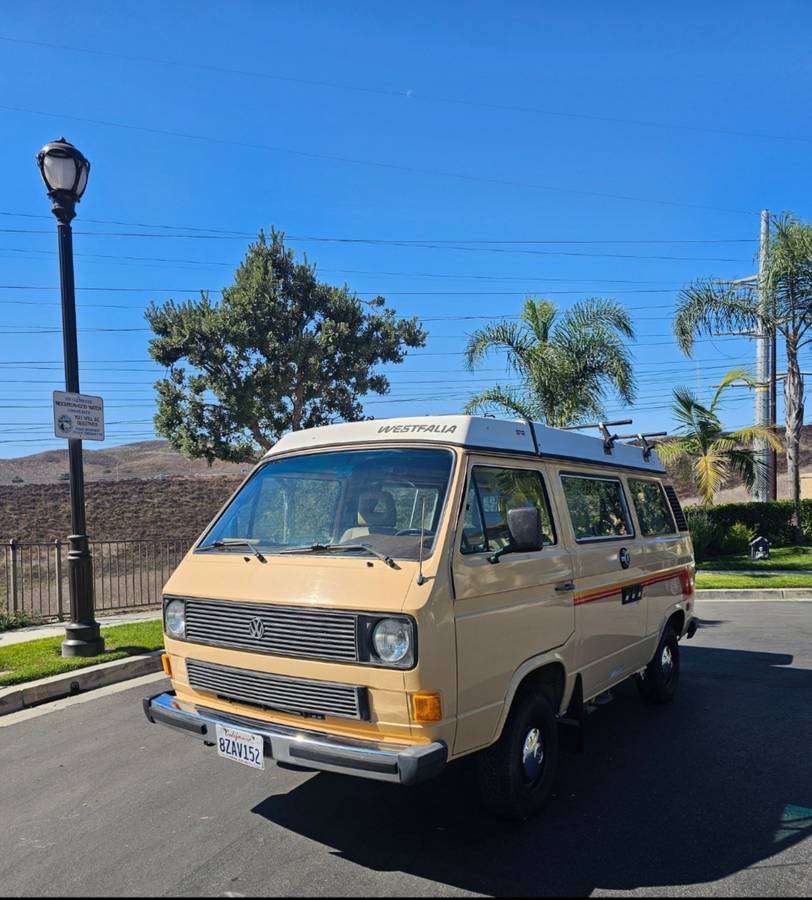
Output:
top-left (696, 571), bottom-right (812, 590)
top-left (0, 620), bottom-right (164, 688)
top-left (697, 545), bottom-right (812, 572)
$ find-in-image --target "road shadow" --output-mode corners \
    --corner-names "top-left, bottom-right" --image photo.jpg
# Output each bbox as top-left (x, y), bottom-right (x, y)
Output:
top-left (694, 616), bottom-right (727, 629)
top-left (252, 645), bottom-right (812, 896)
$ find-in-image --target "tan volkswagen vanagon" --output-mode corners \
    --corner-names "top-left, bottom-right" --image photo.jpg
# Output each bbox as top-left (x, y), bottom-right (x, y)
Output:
top-left (144, 415), bottom-right (696, 819)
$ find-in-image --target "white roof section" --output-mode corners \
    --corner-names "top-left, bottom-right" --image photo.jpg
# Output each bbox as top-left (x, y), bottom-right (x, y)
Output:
top-left (265, 415), bottom-right (666, 474)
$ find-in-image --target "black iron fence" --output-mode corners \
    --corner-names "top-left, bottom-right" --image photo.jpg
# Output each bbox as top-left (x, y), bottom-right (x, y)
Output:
top-left (0, 539), bottom-right (188, 621)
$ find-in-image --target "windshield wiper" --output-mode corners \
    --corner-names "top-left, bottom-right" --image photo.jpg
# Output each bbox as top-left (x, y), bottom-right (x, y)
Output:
top-left (197, 539), bottom-right (267, 562)
top-left (279, 543), bottom-right (398, 569)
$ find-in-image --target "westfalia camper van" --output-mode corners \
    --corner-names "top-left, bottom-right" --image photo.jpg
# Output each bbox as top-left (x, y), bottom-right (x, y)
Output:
top-left (144, 415), bottom-right (696, 819)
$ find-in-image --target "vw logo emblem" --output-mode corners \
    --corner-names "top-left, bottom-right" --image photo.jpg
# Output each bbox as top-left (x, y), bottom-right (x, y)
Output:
top-left (619, 548), bottom-right (631, 570)
top-left (248, 617), bottom-right (265, 640)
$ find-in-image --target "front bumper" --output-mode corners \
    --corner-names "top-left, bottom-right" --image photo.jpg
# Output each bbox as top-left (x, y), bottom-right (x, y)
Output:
top-left (143, 691), bottom-right (447, 786)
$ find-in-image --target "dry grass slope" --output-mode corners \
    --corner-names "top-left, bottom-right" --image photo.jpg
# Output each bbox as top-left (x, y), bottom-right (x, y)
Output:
top-left (668, 423), bottom-right (812, 504)
top-left (0, 440), bottom-right (252, 486)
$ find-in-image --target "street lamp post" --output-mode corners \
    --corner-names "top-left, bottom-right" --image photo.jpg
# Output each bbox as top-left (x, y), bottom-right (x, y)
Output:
top-left (36, 138), bottom-right (104, 658)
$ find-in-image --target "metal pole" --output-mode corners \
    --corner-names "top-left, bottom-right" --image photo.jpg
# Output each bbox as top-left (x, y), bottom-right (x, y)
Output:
top-left (9, 539), bottom-right (18, 614)
top-left (753, 209), bottom-right (770, 502)
top-left (54, 211), bottom-right (104, 657)
top-left (769, 287), bottom-right (778, 502)
top-left (54, 539), bottom-right (64, 621)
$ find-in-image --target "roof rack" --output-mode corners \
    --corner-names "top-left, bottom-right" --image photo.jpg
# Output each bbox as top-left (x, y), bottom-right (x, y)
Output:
top-left (520, 416), bottom-right (540, 455)
top-left (561, 419), bottom-right (633, 454)
top-left (616, 431), bottom-right (668, 462)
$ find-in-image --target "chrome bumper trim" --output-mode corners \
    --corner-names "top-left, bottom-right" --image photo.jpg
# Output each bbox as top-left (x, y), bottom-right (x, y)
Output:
top-left (143, 691), bottom-right (446, 786)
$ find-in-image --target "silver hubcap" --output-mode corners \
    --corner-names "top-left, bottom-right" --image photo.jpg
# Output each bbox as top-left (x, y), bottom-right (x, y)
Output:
top-left (661, 645), bottom-right (674, 680)
top-left (522, 727), bottom-right (545, 782)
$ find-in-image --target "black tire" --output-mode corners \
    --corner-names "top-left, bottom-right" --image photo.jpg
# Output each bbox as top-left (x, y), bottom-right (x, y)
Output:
top-left (636, 626), bottom-right (680, 704)
top-left (474, 688), bottom-right (560, 821)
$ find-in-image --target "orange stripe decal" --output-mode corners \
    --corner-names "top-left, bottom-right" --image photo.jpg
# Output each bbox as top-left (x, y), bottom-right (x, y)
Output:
top-left (574, 567), bottom-right (689, 606)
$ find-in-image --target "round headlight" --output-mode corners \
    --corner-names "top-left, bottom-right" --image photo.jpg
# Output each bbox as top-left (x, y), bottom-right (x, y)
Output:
top-left (164, 599), bottom-right (186, 639)
top-left (372, 618), bottom-right (411, 665)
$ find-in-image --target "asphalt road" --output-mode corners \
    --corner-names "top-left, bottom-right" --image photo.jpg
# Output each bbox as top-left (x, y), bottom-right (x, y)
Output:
top-left (1, 600), bottom-right (811, 897)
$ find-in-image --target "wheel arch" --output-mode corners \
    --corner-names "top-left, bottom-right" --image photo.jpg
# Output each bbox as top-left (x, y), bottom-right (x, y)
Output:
top-left (666, 607), bottom-right (686, 638)
top-left (493, 653), bottom-right (574, 743)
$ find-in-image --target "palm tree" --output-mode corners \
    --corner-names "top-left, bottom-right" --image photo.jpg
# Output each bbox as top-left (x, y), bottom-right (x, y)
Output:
top-left (674, 214), bottom-right (812, 534)
top-left (464, 297), bottom-right (636, 427)
top-left (656, 369), bottom-right (782, 505)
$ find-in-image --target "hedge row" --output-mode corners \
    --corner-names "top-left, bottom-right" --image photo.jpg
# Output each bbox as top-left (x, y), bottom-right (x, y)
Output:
top-left (684, 500), bottom-right (812, 558)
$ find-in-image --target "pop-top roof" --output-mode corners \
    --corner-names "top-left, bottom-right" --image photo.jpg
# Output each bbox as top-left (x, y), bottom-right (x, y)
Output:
top-left (265, 415), bottom-right (666, 474)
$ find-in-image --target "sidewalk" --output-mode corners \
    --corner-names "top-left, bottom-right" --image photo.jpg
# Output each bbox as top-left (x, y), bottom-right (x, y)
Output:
top-left (0, 609), bottom-right (161, 647)
top-left (701, 568), bottom-right (812, 576)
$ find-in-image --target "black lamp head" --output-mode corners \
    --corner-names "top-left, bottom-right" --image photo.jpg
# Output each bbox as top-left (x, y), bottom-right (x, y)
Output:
top-left (36, 137), bottom-right (90, 222)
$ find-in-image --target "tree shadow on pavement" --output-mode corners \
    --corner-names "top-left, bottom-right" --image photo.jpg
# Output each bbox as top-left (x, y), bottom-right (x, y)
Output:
top-left (252, 645), bottom-right (812, 896)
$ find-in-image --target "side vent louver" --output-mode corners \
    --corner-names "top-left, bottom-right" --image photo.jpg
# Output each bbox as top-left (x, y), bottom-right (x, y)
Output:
top-left (663, 485), bottom-right (689, 532)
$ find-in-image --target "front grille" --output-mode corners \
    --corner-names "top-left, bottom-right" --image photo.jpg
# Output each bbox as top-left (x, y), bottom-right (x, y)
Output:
top-left (663, 485), bottom-right (689, 532)
top-left (183, 597), bottom-right (358, 662)
top-left (186, 659), bottom-right (368, 720)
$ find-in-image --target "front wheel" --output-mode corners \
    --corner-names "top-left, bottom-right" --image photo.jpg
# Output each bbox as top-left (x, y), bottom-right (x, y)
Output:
top-left (474, 690), bottom-right (560, 821)
top-left (636, 626), bottom-right (680, 704)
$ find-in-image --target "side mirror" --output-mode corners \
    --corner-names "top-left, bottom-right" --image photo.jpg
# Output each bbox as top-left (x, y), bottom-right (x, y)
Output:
top-left (489, 506), bottom-right (543, 563)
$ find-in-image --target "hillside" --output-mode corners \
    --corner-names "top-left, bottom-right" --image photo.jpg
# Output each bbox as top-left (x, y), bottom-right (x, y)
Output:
top-left (669, 423), bottom-right (812, 505)
top-left (3, 477), bottom-right (243, 543)
top-left (3, 425), bottom-right (810, 535)
top-left (0, 440), bottom-right (253, 486)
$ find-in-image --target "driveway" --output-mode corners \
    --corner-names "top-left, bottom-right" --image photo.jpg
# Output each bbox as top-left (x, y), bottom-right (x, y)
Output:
top-left (1, 599), bottom-right (810, 896)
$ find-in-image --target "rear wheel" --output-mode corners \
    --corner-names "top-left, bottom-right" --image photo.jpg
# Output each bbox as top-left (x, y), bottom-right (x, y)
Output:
top-left (636, 626), bottom-right (680, 704)
top-left (474, 689), bottom-right (560, 820)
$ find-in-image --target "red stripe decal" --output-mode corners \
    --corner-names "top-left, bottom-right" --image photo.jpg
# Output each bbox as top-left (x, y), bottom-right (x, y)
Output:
top-left (574, 568), bottom-right (688, 607)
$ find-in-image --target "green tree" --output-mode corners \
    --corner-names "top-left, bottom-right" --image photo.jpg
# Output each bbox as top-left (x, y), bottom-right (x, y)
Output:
top-left (656, 369), bottom-right (782, 505)
top-left (146, 229), bottom-right (426, 463)
top-left (463, 297), bottom-right (636, 426)
top-left (674, 214), bottom-right (812, 533)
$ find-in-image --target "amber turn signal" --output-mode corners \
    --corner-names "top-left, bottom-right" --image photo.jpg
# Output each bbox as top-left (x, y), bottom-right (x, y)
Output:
top-left (410, 692), bottom-right (442, 722)
top-left (161, 654), bottom-right (172, 677)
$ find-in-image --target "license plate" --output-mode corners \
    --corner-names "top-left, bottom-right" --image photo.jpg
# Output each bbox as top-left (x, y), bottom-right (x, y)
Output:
top-left (215, 724), bottom-right (265, 770)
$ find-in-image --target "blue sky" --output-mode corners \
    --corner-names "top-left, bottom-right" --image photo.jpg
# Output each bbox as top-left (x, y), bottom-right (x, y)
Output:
top-left (1, 1), bottom-right (811, 457)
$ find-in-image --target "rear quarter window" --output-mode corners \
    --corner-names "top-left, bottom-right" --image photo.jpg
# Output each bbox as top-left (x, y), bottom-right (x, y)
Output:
top-left (628, 478), bottom-right (676, 536)
top-left (560, 474), bottom-right (633, 541)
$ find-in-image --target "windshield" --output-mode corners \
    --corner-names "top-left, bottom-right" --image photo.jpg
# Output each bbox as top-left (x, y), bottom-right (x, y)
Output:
top-left (200, 447), bottom-right (455, 561)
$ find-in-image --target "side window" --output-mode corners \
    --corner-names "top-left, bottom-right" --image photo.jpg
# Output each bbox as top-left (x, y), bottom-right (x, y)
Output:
top-left (460, 480), bottom-right (488, 554)
top-left (461, 466), bottom-right (556, 554)
top-left (628, 478), bottom-right (676, 536)
top-left (382, 484), bottom-right (441, 531)
top-left (561, 474), bottom-right (632, 541)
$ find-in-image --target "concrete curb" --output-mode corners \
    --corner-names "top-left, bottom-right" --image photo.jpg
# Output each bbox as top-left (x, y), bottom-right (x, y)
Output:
top-left (696, 588), bottom-right (812, 601)
top-left (0, 650), bottom-right (163, 717)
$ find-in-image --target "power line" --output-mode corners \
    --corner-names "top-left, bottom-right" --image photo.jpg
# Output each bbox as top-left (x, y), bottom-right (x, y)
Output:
top-left (0, 360), bottom-right (746, 385)
top-left (1, 347), bottom-right (776, 367)
top-left (0, 210), bottom-right (248, 236)
top-left (0, 301), bottom-right (690, 325)
top-left (0, 241), bottom-right (754, 280)
top-left (0, 323), bottom-right (744, 347)
top-left (0, 212), bottom-right (756, 244)
top-left (0, 103), bottom-right (755, 217)
top-left (1, 34), bottom-right (808, 150)
top-left (0, 228), bottom-right (753, 261)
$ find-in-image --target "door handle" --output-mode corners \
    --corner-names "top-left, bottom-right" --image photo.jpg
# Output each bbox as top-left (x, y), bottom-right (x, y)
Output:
top-left (555, 581), bottom-right (576, 592)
